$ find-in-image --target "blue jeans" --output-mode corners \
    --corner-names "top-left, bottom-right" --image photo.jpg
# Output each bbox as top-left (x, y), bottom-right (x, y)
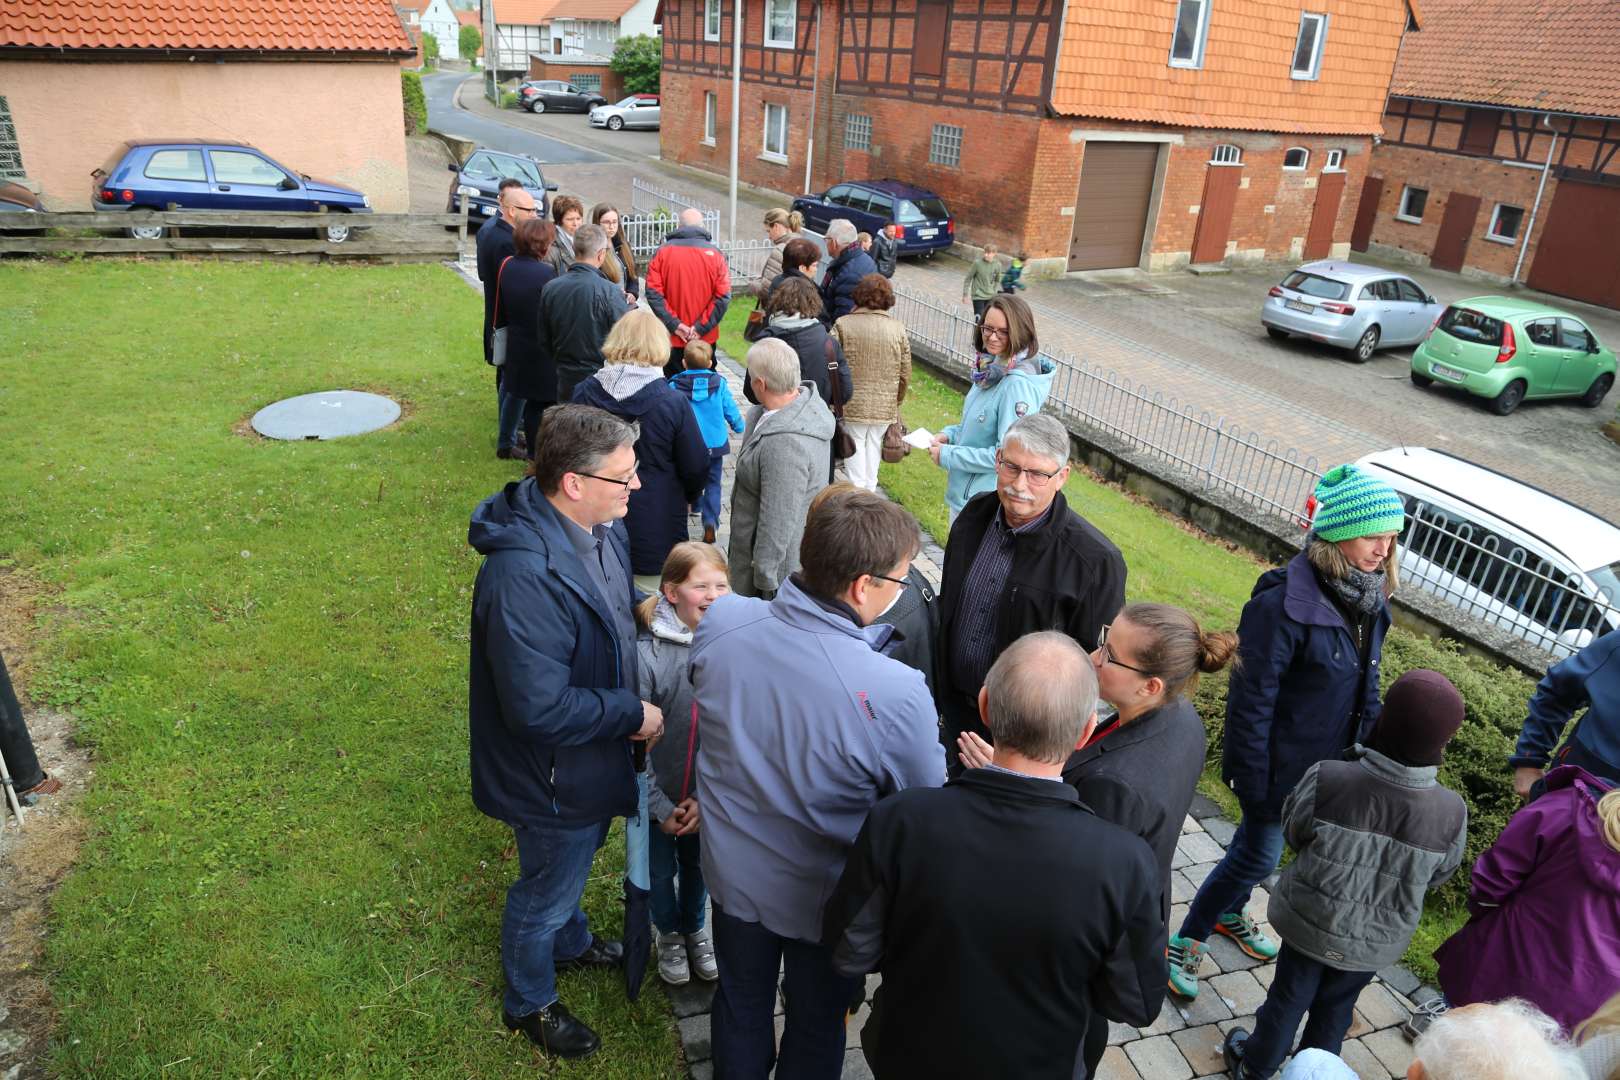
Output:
top-left (698, 452), bottom-right (725, 529)
top-left (1239, 943), bottom-right (1374, 1078)
top-left (1178, 801), bottom-right (1284, 943)
top-left (497, 387), bottom-right (526, 451)
top-left (710, 903), bottom-right (862, 1080)
top-left (649, 828), bottom-right (707, 935)
top-left (501, 819), bottom-right (609, 1017)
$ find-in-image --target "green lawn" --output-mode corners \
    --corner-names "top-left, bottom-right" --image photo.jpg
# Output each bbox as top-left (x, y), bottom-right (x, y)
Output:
top-left (2, 262), bottom-right (678, 1078)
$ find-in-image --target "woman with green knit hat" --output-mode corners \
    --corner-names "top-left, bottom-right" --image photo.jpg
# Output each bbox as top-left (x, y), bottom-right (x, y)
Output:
top-left (1167, 463), bottom-right (1405, 1001)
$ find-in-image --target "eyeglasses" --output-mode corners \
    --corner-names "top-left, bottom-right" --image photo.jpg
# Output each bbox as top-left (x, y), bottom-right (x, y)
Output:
top-left (981, 325), bottom-right (1010, 339)
top-left (576, 462), bottom-right (640, 488)
top-left (508, 203), bottom-right (538, 216)
top-left (1096, 624), bottom-right (1151, 676)
top-left (870, 572), bottom-right (910, 591)
top-left (995, 452), bottom-right (1061, 488)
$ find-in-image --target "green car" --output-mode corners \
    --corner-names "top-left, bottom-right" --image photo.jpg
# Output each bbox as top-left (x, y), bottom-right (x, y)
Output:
top-left (1410, 296), bottom-right (1616, 415)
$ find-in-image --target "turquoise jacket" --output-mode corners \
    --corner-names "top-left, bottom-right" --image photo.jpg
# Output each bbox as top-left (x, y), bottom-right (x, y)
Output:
top-left (939, 359), bottom-right (1055, 514)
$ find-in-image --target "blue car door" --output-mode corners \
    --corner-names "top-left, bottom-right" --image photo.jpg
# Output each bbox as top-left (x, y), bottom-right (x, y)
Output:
top-left (812, 184), bottom-right (853, 233)
top-left (865, 191), bottom-right (896, 237)
top-left (137, 148), bottom-right (212, 208)
top-left (207, 148), bottom-right (311, 212)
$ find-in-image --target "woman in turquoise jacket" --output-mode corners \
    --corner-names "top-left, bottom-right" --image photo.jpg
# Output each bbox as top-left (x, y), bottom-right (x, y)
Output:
top-left (929, 295), bottom-right (1054, 518)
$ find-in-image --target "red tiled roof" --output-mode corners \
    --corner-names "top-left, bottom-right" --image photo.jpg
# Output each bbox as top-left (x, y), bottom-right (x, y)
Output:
top-left (493, 0), bottom-right (561, 24)
top-left (0, 0), bottom-right (416, 54)
top-left (455, 8), bottom-right (480, 25)
top-left (1389, 0), bottom-right (1620, 118)
top-left (549, 0), bottom-right (639, 20)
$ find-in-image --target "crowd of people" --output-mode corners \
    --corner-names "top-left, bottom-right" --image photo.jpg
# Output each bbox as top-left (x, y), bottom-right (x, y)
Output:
top-left (465, 186), bottom-right (1620, 1079)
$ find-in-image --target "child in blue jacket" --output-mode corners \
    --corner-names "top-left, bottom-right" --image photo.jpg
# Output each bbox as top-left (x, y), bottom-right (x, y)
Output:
top-left (667, 339), bottom-right (745, 543)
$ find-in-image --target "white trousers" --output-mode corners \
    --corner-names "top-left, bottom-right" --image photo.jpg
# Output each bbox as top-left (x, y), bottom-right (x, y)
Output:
top-left (844, 421), bottom-right (888, 492)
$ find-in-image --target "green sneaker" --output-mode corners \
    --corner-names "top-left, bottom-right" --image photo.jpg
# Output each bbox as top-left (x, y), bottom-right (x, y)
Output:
top-left (1166, 934), bottom-right (1205, 998)
top-left (1216, 911), bottom-right (1279, 960)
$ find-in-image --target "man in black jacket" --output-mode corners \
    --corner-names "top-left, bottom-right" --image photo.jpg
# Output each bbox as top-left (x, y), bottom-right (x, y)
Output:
top-left (937, 412), bottom-right (1127, 773)
top-left (537, 224), bottom-right (631, 401)
top-left (819, 218), bottom-right (878, 324)
top-left (823, 632), bottom-right (1165, 1080)
top-left (870, 223), bottom-right (898, 279)
top-left (477, 178), bottom-right (538, 458)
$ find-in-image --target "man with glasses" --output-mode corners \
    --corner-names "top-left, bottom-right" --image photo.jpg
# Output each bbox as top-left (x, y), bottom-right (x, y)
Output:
top-left (691, 487), bottom-right (945, 1080)
top-left (477, 177), bottom-right (540, 459)
top-left (467, 404), bottom-right (664, 1060)
top-left (937, 412), bottom-right (1127, 775)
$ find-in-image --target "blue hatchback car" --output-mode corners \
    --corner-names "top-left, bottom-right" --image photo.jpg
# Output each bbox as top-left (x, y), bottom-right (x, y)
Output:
top-left (91, 140), bottom-right (371, 242)
top-left (791, 179), bottom-right (954, 257)
top-left (446, 148), bottom-right (558, 222)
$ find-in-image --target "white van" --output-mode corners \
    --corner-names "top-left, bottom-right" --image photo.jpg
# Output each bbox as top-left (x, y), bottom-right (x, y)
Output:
top-left (1354, 447), bottom-right (1620, 659)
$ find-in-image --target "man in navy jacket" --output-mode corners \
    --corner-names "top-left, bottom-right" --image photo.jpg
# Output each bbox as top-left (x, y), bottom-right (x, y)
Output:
top-left (819, 218), bottom-right (878, 325)
top-left (468, 404), bottom-right (664, 1060)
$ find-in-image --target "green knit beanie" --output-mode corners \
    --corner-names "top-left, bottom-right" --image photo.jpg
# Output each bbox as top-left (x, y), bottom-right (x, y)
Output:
top-left (1311, 464), bottom-right (1406, 542)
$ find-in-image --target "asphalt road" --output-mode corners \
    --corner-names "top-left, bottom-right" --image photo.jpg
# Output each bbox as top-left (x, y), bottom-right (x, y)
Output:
top-left (421, 71), bottom-right (612, 165)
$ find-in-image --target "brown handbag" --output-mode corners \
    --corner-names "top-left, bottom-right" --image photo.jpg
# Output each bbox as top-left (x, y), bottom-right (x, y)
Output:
top-left (881, 419), bottom-right (909, 463)
top-left (743, 306), bottom-right (768, 343)
top-left (825, 337), bottom-right (857, 461)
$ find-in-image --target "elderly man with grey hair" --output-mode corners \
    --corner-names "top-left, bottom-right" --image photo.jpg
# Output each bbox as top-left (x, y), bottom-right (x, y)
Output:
top-left (468, 403), bottom-right (665, 1060)
top-left (726, 338), bottom-right (834, 598)
top-left (824, 631), bottom-right (1164, 1079)
top-left (646, 205), bottom-right (732, 376)
top-left (538, 223), bottom-right (631, 401)
top-left (819, 216), bottom-right (879, 325)
top-left (937, 411), bottom-right (1127, 775)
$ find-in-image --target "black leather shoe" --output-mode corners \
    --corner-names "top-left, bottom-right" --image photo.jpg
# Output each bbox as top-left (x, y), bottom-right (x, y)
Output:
top-left (1222, 1027), bottom-right (1251, 1078)
top-left (554, 935), bottom-right (624, 974)
top-left (504, 1001), bottom-right (601, 1059)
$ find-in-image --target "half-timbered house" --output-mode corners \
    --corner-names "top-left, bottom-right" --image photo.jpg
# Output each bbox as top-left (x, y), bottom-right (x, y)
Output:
top-left (1353, 0), bottom-right (1620, 309)
top-left (657, 0), bottom-right (1416, 274)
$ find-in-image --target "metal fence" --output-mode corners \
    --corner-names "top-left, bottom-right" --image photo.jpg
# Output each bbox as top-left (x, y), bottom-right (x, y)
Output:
top-left (623, 208), bottom-right (721, 260)
top-left (630, 177), bottom-right (716, 218)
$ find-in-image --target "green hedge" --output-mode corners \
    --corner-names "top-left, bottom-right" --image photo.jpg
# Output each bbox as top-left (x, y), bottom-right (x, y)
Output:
top-left (400, 71), bottom-right (428, 135)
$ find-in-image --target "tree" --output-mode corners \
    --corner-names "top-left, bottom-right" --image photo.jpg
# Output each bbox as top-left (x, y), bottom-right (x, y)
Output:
top-left (459, 23), bottom-right (482, 67)
top-left (610, 34), bottom-right (661, 95)
top-left (421, 32), bottom-right (440, 68)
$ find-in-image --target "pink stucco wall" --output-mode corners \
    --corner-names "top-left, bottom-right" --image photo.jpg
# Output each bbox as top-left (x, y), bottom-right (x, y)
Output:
top-left (3, 59), bottom-right (409, 212)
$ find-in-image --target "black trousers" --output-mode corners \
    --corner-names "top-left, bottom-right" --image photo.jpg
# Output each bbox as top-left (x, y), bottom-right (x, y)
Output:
top-left (1239, 943), bottom-right (1374, 1078)
top-left (0, 651), bottom-right (45, 794)
top-left (522, 399), bottom-right (553, 459)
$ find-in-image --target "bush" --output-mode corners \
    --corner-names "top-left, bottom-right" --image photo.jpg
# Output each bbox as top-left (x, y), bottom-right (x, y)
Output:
top-left (459, 23), bottom-right (482, 65)
top-left (400, 70), bottom-right (428, 135)
top-left (499, 90), bottom-right (519, 109)
top-left (421, 33), bottom-right (440, 68)
top-left (610, 33), bottom-right (661, 94)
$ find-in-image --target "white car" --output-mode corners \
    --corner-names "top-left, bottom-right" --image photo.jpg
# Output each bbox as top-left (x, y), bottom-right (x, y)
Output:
top-left (1354, 447), bottom-right (1620, 658)
top-left (589, 94), bottom-right (660, 131)
top-left (1263, 261), bottom-right (1445, 363)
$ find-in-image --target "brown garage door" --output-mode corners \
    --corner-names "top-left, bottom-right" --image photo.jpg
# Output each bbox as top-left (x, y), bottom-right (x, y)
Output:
top-left (1430, 192), bottom-right (1480, 273)
top-left (1351, 175), bottom-right (1382, 252)
top-left (1068, 142), bottom-right (1160, 271)
top-left (1528, 177), bottom-right (1620, 310)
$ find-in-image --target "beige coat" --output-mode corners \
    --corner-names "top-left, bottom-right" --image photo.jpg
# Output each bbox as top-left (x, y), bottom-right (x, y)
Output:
top-left (833, 309), bottom-right (911, 425)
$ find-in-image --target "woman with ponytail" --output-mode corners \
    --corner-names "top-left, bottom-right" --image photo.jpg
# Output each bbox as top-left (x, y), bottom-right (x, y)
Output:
top-left (589, 202), bottom-right (639, 302)
top-left (750, 207), bottom-right (804, 298)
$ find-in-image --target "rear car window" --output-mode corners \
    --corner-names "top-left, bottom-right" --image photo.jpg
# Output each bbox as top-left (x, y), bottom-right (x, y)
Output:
top-left (1281, 271), bottom-right (1348, 300)
top-left (144, 149), bottom-right (206, 182)
top-left (897, 197), bottom-right (950, 222)
top-left (1438, 307), bottom-right (1504, 346)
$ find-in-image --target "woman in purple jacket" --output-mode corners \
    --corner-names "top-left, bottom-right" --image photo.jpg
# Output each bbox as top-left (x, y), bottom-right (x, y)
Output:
top-left (1434, 765), bottom-right (1620, 1033)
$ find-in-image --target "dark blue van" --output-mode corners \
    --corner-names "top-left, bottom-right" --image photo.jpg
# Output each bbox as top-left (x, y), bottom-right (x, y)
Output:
top-left (792, 179), bottom-right (954, 257)
top-left (91, 141), bottom-right (371, 242)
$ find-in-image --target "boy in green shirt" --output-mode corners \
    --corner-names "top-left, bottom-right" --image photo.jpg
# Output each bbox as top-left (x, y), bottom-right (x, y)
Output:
top-left (962, 243), bottom-right (1001, 323)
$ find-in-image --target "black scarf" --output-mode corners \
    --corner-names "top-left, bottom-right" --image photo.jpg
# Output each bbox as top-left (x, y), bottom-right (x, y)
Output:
top-left (1324, 565), bottom-right (1386, 616)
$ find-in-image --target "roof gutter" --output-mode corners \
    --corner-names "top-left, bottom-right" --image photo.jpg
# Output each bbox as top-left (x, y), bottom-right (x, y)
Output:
top-left (1511, 114), bottom-right (1559, 286)
top-left (1045, 0), bottom-right (1071, 118)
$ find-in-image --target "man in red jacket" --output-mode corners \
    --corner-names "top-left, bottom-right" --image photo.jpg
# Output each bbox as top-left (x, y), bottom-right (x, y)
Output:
top-left (646, 208), bottom-right (732, 377)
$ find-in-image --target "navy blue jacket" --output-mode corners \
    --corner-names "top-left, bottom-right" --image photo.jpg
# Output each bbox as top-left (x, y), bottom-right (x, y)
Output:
top-left (572, 370), bottom-right (710, 576)
top-left (495, 255), bottom-right (558, 403)
top-left (1221, 551), bottom-right (1390, 814)
top-left (819, 244), bottom-right (878, 325)
top-left (1514, 628), bottom-right (1620, 782)
top-left (468, 478), bottom-right (642, 826)
top-left (476, 214), bottom-right (516, 365)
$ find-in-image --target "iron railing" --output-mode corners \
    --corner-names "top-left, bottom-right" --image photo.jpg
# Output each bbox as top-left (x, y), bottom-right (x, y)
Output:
top-left (623, 208), bottom-right (720, 260)
top-left (630, 177), bottom-right (717, 217)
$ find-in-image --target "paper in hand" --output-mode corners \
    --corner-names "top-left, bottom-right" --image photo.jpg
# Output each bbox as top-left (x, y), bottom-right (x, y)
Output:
top-left (902, 427), bottom-right (935, 450)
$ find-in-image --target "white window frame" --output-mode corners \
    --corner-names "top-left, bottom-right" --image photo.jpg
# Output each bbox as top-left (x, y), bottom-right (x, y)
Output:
top-left (844, 113), bottom-right (872, 151)
top-left (762, 103), bottom-right (789, 163)
top-left (1168, 0), bottom-right (1211, 69)
top-left (1282, 147), bottom-right (1309, 171)
top-left (1291, 12), bottom-right (1327, 80)
top-left (929, 123), bottom-right (963, 167)
top-left (703, 92), bottom-right (717, 146)
top-left (1396, 185), bottom-right (1428, 224)
top-left (704, 0), bottom-right (721, 41)
top-left (1323, 148), bottom-right (1345, 171)
top-left (764, 0), bottom-right (796, 48)
top-left (1209, 143), bottom-right (1242, 166)
top-left (1487, 203), bottom-right (1525, 244)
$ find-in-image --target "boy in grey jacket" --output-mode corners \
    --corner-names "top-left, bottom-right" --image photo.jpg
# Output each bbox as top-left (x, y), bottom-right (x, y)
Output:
top-left (1223, 670), bottom-right (1469, 1079)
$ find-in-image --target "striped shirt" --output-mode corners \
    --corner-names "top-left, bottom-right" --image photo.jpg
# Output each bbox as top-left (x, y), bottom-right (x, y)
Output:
top-left (949, 503), bottom-right (1052, 694)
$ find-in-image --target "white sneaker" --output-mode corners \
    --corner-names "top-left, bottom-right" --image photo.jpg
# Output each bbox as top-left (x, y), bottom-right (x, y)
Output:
top-left (657, 931), bottom-right (690, 986)
top-left (686, 926), bottom-right (718, 982)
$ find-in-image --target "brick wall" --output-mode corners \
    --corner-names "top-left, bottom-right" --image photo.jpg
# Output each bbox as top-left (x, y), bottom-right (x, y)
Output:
top-left (661, 69), bottom-right (819, 200)
top-left (1363, 142), bottom-right (1551, 281)
top-left (525, 57), bottom-right (625, 101)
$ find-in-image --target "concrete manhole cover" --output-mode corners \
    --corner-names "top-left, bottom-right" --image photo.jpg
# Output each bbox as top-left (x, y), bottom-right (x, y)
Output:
top-left (250, 390), bottom-right (400, 441)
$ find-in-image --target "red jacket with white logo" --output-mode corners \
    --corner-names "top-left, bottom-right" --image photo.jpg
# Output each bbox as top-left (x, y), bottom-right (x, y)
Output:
top-left (645, 226), bottom-right (732, 347)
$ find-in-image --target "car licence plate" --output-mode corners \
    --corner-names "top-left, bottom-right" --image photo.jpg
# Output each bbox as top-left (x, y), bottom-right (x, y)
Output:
top-left (1285, 299), bottom-right (1314, 314)
top-left (916, 228), bottom-right (938, 239)
top-left (480, 205), bottom-right (496, 214)
top-left (1431, 363), bottom-right (1465, 381)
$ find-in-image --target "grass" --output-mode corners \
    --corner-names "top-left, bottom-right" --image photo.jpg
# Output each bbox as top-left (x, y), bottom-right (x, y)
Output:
top-left (2, 261), bottom-right (679, 1077)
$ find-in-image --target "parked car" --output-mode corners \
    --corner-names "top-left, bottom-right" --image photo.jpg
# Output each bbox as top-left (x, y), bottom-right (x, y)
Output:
top-left (1262, 261), bottom-right (1444, 362)
top-left (516, 80), bottom-right (606, 114)
top-left (446, 148), bottom-right (557, 221)
top-left (90, 140), bottom-right (370, 242)
top-left (1349, 446), bottom-right (1620, 658)
top-left (1410, 296), bottom-right (1617, 415)
top-left (791, 179), bottom-right (954, 257)
top-left (589, 94), bottom-right (660, 131)
top-left (0, 180), bottom-right (44, 235)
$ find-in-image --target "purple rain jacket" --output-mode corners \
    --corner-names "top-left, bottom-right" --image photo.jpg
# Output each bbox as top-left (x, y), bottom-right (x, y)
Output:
top-left (1434, 765), bottom-right (1620, 1032)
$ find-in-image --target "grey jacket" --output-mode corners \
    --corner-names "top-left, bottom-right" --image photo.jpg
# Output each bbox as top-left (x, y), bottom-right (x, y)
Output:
top-left (692, 578), bottom-right (946, 943)
top-left (727, 383), bottom-right (835, 597)
top-left (636, 598), bottom-right (699, 823)
top-left (1268, 746), bottom-right (1468, 971)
